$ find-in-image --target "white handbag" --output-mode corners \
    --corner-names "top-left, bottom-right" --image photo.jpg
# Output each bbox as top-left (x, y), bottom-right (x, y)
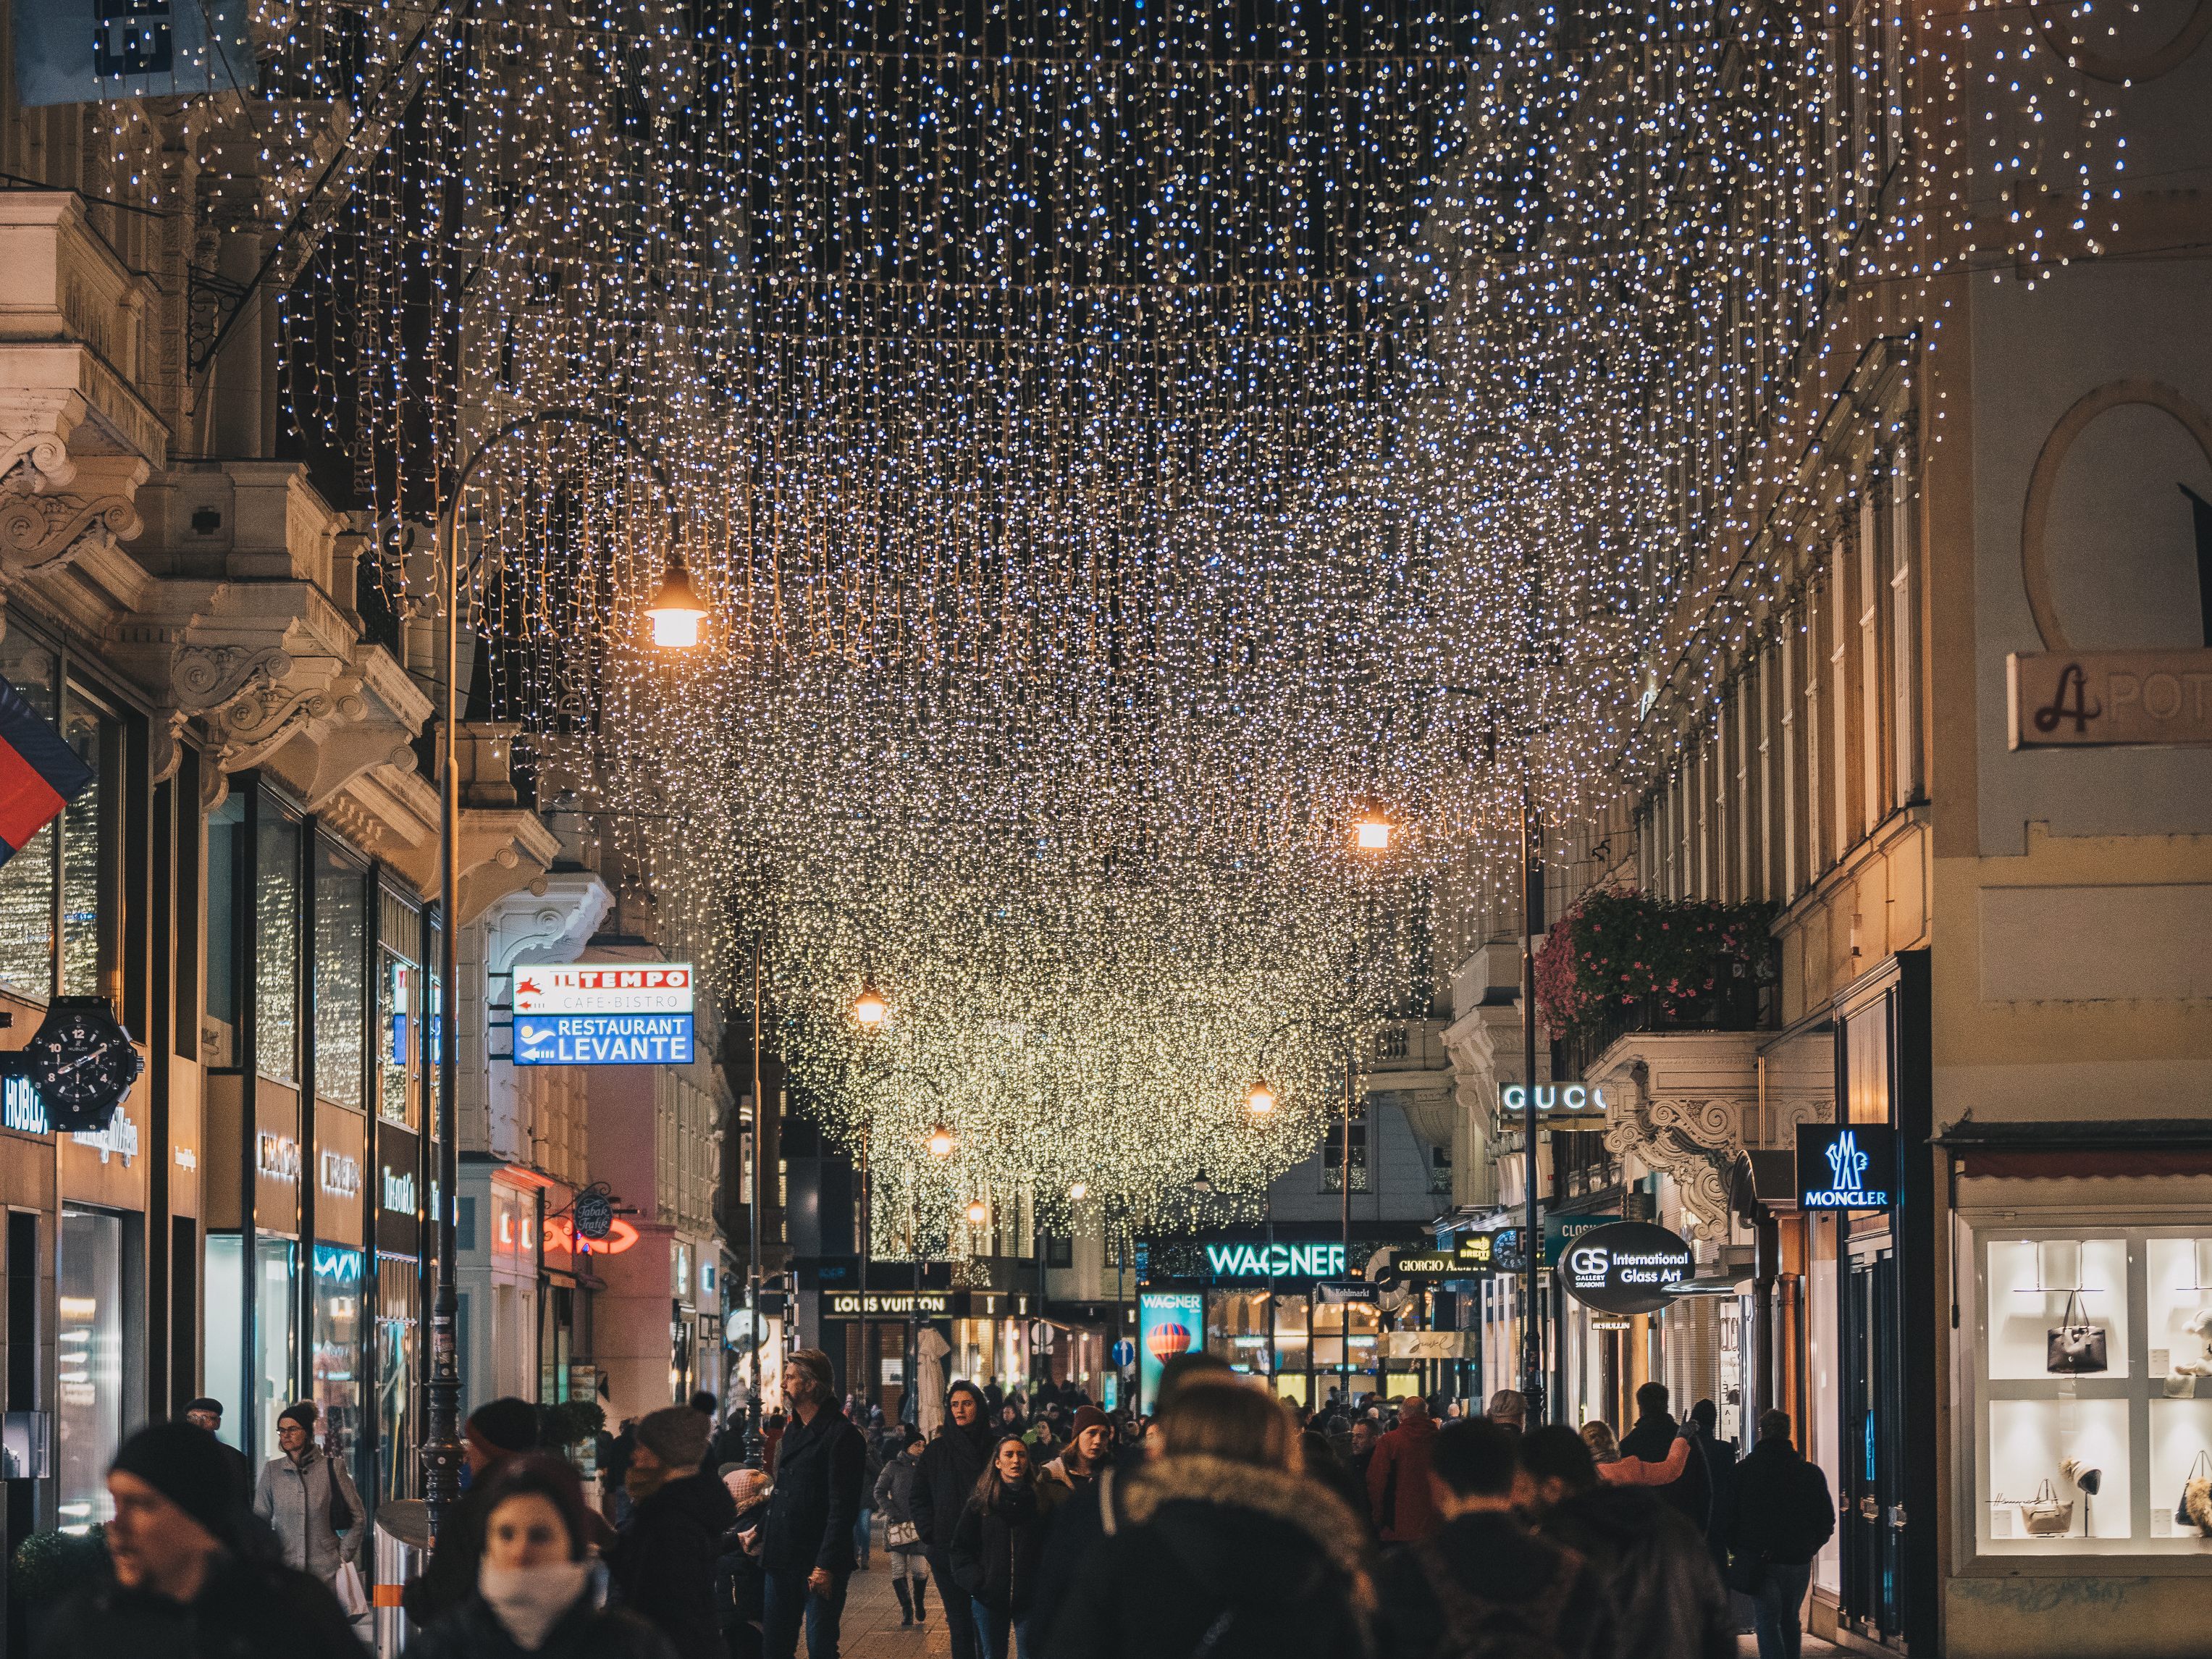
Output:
top-left (332, 1559), bottom-right (371, 1618)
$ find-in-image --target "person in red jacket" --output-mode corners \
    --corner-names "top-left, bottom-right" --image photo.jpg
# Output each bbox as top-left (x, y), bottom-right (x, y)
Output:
top-left (1366, 1395), bottom-right (1442, 1542)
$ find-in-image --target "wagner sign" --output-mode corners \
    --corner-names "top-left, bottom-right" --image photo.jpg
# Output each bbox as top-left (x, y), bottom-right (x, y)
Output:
top-left (1555, 1221), bottom-right (1694, 1316)
top-left (1796, 1123), bottom-right (1896, 1211)
top-left (1202, 1240), bottom-right (1346, 1281)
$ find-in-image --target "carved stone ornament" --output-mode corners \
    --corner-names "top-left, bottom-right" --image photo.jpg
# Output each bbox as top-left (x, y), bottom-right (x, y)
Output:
top-left (1604, 1091), bottom-right (1744, 1230)
top-left (170, 642), bottom-right (367, 773)
top-left (0, 479), bottom-right (143, 592)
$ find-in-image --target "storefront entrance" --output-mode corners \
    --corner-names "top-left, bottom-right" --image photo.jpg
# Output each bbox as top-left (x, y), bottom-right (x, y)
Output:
top-left (1841, 1239), bottom-right (1904, 1644)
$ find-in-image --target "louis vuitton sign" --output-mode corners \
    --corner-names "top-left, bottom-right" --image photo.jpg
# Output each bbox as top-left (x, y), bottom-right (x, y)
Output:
top-left (2008, 650), bottom-right (2212, 749)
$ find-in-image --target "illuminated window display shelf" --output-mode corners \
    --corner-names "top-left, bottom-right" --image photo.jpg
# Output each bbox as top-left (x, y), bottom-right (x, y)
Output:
top-left (1972, 1228), bottom-right (2212, 1557)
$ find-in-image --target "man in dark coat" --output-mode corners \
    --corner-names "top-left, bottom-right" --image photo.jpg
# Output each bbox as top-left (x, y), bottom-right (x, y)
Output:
top-left (912, 1380), bottom-right (993, 1659)
top-left (1377, 1420), bottom-right (1618, 1659)
top-left (1522, 1424), bottom-right (1733, 1659)
top-left (34, 1421), bottom-right (364, 1659)
top-left (181, 1397), bottom-right (256, 1511)
top-left (1620, 1380), bottom-right (1712, 1534)
top-left (1686, 1398), bottom-right (1740, 1574)
top-left (401, 1395), bottom-right (540, 1627)
top-left (1728, 1411), bottom-right (1835, 1659)
top-left (760, 1348), bottom-right (867, 1659)
top-left (609, 1406), bottom-right (739, 1659)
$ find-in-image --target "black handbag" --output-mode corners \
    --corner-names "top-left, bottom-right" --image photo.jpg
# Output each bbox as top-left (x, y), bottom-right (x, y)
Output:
top-left (327, 1456), bottom-right (355, 1534)
top-left (1725, 1547), bottom-right (1767, 1595)
top-left (2046, 1290), bottom-right (2108, 1374)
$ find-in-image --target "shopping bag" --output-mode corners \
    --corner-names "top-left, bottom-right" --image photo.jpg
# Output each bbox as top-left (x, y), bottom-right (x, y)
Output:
top-left (332, 1559), bottom-right (371, 1618)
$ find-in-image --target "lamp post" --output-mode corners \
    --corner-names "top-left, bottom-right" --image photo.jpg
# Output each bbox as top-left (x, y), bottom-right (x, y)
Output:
top-left (1517, 772), bottom-right (1545, 1427)
top-left (426, 408), bottom-right (696, 1537)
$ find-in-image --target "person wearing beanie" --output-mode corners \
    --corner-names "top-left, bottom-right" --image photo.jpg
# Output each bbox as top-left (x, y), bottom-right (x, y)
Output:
top-left (1040, 1405), bottom-right (1111, 1497)
top-left (759, 1348), bottom-right (866, 1659)
top-left (715, 1466), bottom-right (775, 1658)
top-left (912, 1379), bottom-right (994, 1659)
top-left (253, 1401), bottom-right (366, 1595)
top-left (408, 1453), bottom-right (677, 1659)
top-left (33, 1421), bottom-right (364, 1659)
top-left (607, 1406), bottom-right (737, 1659)
top-left (403, 1395), bottom-right (546, 1629)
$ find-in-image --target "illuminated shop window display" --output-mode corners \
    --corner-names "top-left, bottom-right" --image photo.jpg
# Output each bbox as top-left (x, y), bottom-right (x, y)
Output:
top-left (1972, 1227), bottom-right (2212, 1555)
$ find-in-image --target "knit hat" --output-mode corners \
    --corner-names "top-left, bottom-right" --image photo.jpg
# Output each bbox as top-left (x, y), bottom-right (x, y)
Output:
top-left (635, 1405), bottom-right (712, 1469)
top-left (112, 1421), bottom-right (243, 1545)
top-left (1070, 1405), bottom-right (1111, 1437)
top-left (723, 1466), bottom-right (771, 1507)
top-left (278, 1400), bottom-right (318, 1432)
top-left (466, 1397), bottom-right (542, 1458)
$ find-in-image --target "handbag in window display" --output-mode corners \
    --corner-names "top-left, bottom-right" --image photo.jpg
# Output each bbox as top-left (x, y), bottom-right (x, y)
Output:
top-left (2048, 1289), bottom-right (2110, 1374)
top-left (2177, 1450), bottom-right (2212, 1539)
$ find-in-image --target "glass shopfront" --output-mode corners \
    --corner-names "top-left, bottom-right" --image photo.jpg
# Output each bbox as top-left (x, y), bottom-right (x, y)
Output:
top-left (312, 1245), bottom-right (366, 1466)
top-left (56, 1207), bottom-right (125, 1532)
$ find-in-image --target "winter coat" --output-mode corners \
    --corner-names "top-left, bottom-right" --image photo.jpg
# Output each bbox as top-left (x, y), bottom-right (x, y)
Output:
top-left (1539, 1484), bottom-right (1733, 1659)
top-left (32, 1552), bottom-right (366, 1659)
top-left (912, 1413), bottom-right (993, 1554)
top-left (607, 1472), bottom-right (739, 1659)
top-left (760, 1400), bottom-right (867, 1577)
top-left (1727, 1439), bottom-right (1835, 1568)
top-left (715, 1497), bottom-right (771, 1631)
top-left (875, 1448), bottom-right (922, 1526)
top-left (1376, 1511), bottom-right (1620, 1659)
top-left (253, 1445), bottom-right (367, 1582)
top-left (1620, 1413), bottom-right (1712, 1534)
top-left (1042, 1454), bottom-right (1375, 1659)
top-left (1298, 1432), bottom-right (1376, 1542)
top-left (1366, 1412), bottom-right (1441, 1542)
top-left (950, 1484), bottom-right (1047, 1616)
top-left (403, 1467), bottom-right (505, 1628)
top-left (1686, 1424), bottom-right (1739, 1561)
top-left (411, 1594), bottom-right (678, 1659)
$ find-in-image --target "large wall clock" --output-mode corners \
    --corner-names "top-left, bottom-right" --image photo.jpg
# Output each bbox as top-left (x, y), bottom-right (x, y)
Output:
top-left (27, 996), bottom-right (144, 1133)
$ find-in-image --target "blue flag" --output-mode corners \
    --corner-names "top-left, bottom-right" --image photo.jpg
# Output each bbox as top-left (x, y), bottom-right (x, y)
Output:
top-left (14, 1), bottom-right (253, 109)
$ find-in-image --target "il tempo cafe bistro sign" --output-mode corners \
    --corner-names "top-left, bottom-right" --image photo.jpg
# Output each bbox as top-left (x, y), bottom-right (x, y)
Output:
top-left (513, 962), bottom-right (695, 1067)
top-left (1555, 1220), bottom-right (1695, 1316)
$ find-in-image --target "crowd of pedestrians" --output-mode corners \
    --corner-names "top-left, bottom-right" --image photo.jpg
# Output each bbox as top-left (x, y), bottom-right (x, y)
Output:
top-left (24, 1365), bottom-right (1835, 1659)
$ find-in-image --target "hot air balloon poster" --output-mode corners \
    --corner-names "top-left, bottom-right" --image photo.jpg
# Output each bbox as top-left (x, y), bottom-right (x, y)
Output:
top-left (1137, 1291), bottom-right (1203, 1413)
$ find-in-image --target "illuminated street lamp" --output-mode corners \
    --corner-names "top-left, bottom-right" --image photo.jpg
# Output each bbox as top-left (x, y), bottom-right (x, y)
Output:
top-left (1353, 797), bottom-right (1393, 852)
top-left (851, 982), bottom-right (889, 1028)
top-left (643, 554), bottom-right (708, 649)
top-left (1245, 1080), bottom-right (1278, 1117)
top-left (1067, 1180), bottom-right (1089, 1202)
top-left (965, 1198), bottom-right (989, 1227)
top-left (927, 1124), bottom-right (957, 1159)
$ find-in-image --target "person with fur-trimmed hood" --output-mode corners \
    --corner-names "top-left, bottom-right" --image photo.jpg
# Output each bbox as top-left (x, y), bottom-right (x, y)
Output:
top-left (1039, 1377), bottom-right (1374, 1659)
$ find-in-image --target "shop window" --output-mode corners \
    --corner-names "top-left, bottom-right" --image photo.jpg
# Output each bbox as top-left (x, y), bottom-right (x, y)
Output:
top-left (374, 1253), bottom-right (419, 1500)
top-left (0, 637), bottom-right (57, 1001)
top-left (1046, 1234), bottom-right (1073, 1269)
top-left (256, 1237), bottom-right (298, 1463)
top-left (314, 841), bottom-right (369, 1112)
top-left (311, 1245), bottom-right (363, 1467)
top-left (56, 1208), bottom-right (125, 1531)
top-left (203, 1234), bottom-right (245, 1449)
top-left (256, 800), bottom-right (302, 1085)
top-left (58, 690), bottom-right (122, 1001)
top-left (1969, 1223), bottom-right (2212, 1556)
top-left (206, 795), bottom-right (245, 1066)
top-left (377, 886), bottom-right (422, 1127)
top-left (1429, 1144), bottom-right (1455, 1197)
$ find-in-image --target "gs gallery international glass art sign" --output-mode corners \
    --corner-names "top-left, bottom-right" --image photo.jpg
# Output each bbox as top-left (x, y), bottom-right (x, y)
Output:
top-left (512, 962), bottom-right (694, 1067)
top-left (1555, 1221), bottom-right (1694, 1316)
top-left (1795, 1123), bottom-right (1896, 1211)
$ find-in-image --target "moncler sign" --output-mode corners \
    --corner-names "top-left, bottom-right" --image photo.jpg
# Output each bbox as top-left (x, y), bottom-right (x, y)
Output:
top-left (1555, 1220), bottom-right (1694, 1316)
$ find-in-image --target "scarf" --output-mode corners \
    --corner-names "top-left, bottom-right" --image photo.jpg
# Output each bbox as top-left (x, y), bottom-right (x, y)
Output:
top-left (479, 1561), bottom-right (592, 1652)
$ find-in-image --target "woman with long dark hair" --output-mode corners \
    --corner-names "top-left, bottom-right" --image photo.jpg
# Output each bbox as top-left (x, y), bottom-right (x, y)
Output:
top-left (949, 1435), bottom-right (1053, 1659)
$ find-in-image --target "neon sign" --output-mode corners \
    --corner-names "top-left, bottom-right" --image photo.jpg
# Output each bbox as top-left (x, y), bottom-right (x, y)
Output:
top-left (1202, 1241), bottom-right (1347, 1280)
top-left (1500, 1083), bottom-right (1608, 1114)
top-left (1796, 1123), bottom-right (1896, 1211)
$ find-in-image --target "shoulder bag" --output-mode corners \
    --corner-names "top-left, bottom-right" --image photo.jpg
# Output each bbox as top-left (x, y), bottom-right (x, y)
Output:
top-left (2046, 1290), bottom-right (2108, 1375)
top-left (327, 1455), bottom-right (356, 1535)
top-left (2020, 1478), bottom-right (2073, 1537)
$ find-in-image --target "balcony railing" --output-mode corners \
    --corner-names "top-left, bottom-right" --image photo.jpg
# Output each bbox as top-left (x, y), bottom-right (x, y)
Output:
top-left (1560, 962), bottom-right (1772, 1079)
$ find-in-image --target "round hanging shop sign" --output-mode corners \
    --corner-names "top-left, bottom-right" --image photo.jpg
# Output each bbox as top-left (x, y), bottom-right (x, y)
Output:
top-left (1555, 1221), bottom-right (1694, 1316)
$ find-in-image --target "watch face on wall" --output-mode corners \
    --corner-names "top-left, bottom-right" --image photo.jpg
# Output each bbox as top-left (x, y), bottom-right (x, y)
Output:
top-left (28, 996), bottom-right (144, 1133)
